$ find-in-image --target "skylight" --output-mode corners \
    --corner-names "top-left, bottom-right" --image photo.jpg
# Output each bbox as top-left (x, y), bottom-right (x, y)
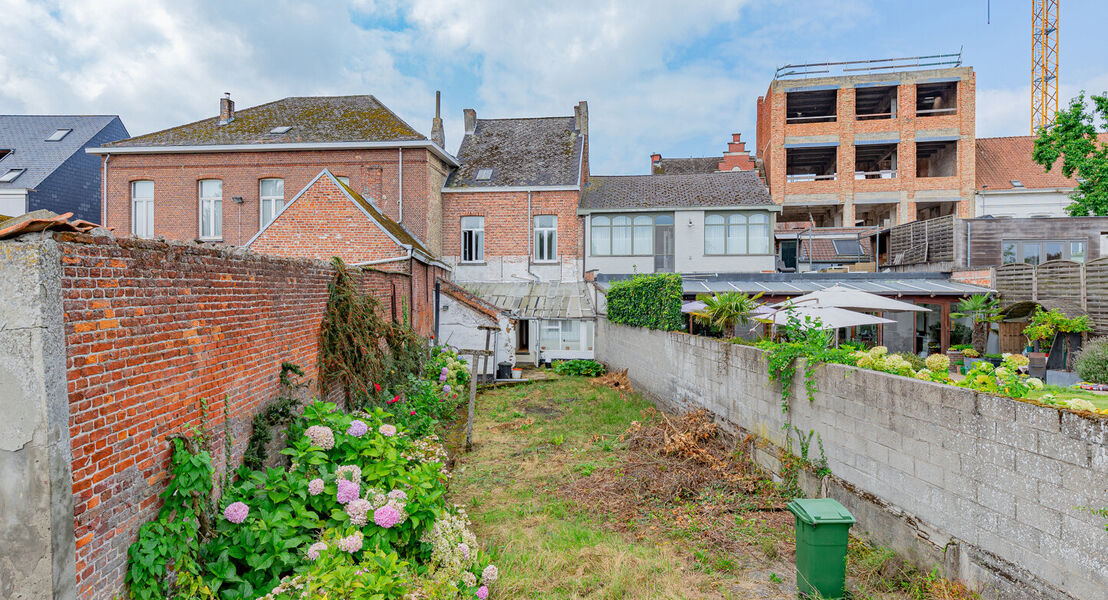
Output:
top-left (269, 126), bottom-right (292, 134)
top-left (0, 168), bottom-right (26, 183)
top-left (831, 239), bottom-right (865, 256)
top-left (45, 129), bottom-right (71, 142)
top-left (475, 168), bottom-right (493, 181)
top-left (1010, 179), bottom-right (1024, 188)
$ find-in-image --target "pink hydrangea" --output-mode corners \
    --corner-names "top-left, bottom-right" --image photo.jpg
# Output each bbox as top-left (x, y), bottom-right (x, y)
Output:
top-left (305, 425), bottom-right (335, 450)
top-left (387, 489), bottom-right (407, 501)
top-left (306, 541), bottom-right (327, 561)
top-left (336, 464), bottom-right (362, 484)
top-left (379, 424), bottom-right (397, 437)
top-left (346, 498), bottom-right (372, 526)
top-left (476, 586), bottom-right (489, 599)
top-left (336, 479), bottom-right (360, 504)
top-left (308, 478), bottom-right (324, 496)
top-left (337, 531), bottom-right (364, 553)
top-left (458, 542), bottom-right (470, 560)
top-left (443, 384), bottom-right (452, 394)
top-left (373, 503), bottom-right (403, 528)
top-left (346, 419), bottom-right (368, 437)
top-left (223, 501), bottom-right (249, 524)
top-left (482, 565), bottom-right (498, 584)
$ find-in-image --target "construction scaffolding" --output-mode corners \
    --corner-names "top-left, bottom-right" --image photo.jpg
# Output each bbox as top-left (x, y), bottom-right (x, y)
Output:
top-left (775, 51), bottom-right (963, 79)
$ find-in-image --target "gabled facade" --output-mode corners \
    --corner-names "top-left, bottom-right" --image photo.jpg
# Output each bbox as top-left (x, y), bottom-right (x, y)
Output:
top-left (89, 94), bottom-right (454, 250)
top-left (974, 134), bottom-right (1108, 218)
top-left (0, 115), bottom-right (128, 221)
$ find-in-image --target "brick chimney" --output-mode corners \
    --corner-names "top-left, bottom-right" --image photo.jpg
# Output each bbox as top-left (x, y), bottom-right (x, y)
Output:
top-left (574, 100), bottom-right (588, 137)
top-left (430, 90), bottom-right (445, 148)
top-left (219, 92), bottom-right (235, 125)
top-left (463, 109), bottom-right (476, 135)
top-left (651, 153), bottom-right (662, 173)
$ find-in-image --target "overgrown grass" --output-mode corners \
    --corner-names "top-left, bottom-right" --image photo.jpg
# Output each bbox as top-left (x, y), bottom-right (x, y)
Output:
top-left (1028, 385), bottom-right (1108, 410)
top-left (445, 375), bottom-right (978, 599)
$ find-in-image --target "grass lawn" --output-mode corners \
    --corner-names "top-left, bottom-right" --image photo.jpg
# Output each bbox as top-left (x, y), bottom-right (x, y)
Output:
top-left (442, 374), bottom-right (976, 600)
top-left (1027, 385), bottom-right (1108, 411)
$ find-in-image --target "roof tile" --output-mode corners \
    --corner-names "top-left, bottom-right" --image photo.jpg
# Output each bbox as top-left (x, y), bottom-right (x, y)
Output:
top-left (580, 171), bottom-right (772, 211)
top-left (445, 117), bottom-right (583, 188)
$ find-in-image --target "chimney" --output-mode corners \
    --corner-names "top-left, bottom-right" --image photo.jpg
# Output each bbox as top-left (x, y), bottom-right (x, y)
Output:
top-left (463, 108), bottom-right (476, 135)
top-left (651, 153), bottom-right (662, 173)
top-left (430, 90), bottom-right (445, 148)
top-left (219, 92), bottom-right (235, 125)
top-left (574, 100), bottom-right (588, 137)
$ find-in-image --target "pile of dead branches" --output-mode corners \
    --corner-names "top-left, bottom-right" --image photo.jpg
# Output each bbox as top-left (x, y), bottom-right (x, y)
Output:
top-left (595, 368), bottom-right (633, 395)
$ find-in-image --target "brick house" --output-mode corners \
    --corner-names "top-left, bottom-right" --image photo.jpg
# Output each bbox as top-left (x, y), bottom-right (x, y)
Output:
top-left (440, 103), bottom-right (597, 365)
top-left (649, 132), bottom-right (757, 175)
top-left (88, 94), bottom-right (456, 255)
top-left (246, 169), bottom-right (448, 335)
top-left (0, 115), bottom-right (129, 221)
top-left (755, 59), bottom-right (976, 228)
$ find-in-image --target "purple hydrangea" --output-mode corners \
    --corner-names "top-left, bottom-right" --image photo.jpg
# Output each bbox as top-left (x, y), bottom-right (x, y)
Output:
top-left (378, 424), bottom-right (397, 437)
top-left (387, 488), bottom-right (408, 501)
top-left (477, 586), bottom-right (489, 600)
top-left (373, 503), bottom-right (403, 528)
top-left (440, 366), bottom-right (450, 382)
top-left (308, 478), bottom-right (324, 496)
top-left (306, 541), bottom-right (327, 561)
top-left (336, 479), bottom-right (360, 504)
top-left (346, 419), bottom-right (368, 437)
top-left (223, 501), bottom-right (249, 524)
top-left (443, 384), bottom-right (452, 394)
top-left (337, 531), bottom-right (364, 553)
top-left (305, 425), bottom-right (335, 450)
top-left (458, 542), bottom-right (471, 560)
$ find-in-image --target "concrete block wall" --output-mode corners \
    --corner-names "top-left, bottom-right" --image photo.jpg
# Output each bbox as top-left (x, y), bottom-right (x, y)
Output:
top-left (596, 321), bottom-right (1108, 600)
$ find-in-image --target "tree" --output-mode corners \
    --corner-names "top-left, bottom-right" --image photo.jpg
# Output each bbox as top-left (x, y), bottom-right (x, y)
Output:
top-left (950, 294), bottom-right (1001, 356)
top-left (1032, 92), bottom-right (1108, 216)
top-left (694, 292), bottom-right (763, 338)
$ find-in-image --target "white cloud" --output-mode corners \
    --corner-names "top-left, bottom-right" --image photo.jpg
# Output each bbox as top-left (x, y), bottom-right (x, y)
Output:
top-left (976, 73), bottom-right (1108, 139)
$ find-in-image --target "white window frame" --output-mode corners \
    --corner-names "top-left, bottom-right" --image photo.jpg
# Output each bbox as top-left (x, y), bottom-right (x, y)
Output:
top-left (131, 180), bottom-right (154, 239)
top-left (534, 215), bottom-right (557, 263)
top-left (461, 216), bottom-right (485, 263)
top-left (538, 319), bottom-right (584, 351)
top-left (704, 211), bottom-right (771, 256)
top-left (198, 179), bottom-right (223, 240)
top-left (259, 178), bottom-right (284, 228)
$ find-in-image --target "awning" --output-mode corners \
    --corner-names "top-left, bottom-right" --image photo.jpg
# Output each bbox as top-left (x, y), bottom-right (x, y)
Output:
top-left (772, 284), bottom-right (930, 312)
top-left (460, 281), bottom-right (596, 320)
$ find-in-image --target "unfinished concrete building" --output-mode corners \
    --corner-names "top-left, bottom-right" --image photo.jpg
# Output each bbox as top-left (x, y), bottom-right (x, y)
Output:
top-left (755, 54), bottom-right (975, 228)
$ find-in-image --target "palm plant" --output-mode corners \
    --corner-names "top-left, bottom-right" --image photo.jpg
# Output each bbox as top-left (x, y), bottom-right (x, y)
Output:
top-left (694, 292), bottom-right (764, 338)
top-left (950, 294), bottom-right (1001, 355)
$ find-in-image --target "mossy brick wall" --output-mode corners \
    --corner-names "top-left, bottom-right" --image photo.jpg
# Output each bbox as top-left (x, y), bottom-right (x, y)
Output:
top-left (101, 147), bottom-right (450, 255)
top-left (55, 232), bottom-right (420, 599)
top-left (597, 321), bottom-right (1108, 600)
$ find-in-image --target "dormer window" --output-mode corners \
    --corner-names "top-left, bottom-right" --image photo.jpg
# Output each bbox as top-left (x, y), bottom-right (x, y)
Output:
top-left (45, 129), bottom-right (72, 141)
top-left (475, 169), bottom-right (493, 181)
top-left (269, 126), bottom-right (292, 134)
top-left (0, 168), bottom-right (25, 183)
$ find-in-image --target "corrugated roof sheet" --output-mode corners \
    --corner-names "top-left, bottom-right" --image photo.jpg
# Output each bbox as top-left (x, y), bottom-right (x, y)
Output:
top-left (460, 281), bottom-right (596, 319)
top-left (105, 95), bottom-right (425, 148)
top-left (0, 115), bottom-right (122, 189)
top-left (975, 134), bottom-right (1108, 191)
top-left (445, 116), bottom-right (583, 188)
top-left (579, 171), bottom-right (773, 211)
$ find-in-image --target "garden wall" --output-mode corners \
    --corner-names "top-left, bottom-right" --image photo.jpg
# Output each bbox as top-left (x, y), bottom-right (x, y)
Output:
top-left (596, 321), bottom-right (1108, 600)
top-left (0, 231), bottom-right (420, 600)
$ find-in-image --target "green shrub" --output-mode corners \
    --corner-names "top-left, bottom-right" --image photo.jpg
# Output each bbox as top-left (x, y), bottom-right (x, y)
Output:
top-left (893, 352), bottom-right (926, 372)
top-left (1076, 336), bottom-right (1108, 383)
top-left (606, 272), bottom-right (684, 331)
top-left (552, 359), bottom-right (607, 377)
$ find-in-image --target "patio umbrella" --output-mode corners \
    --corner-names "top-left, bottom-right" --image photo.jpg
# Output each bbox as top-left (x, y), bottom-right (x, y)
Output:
top-left (757, 304), bottom-right (895, 330)
top-left (772, 284), bottom-right (930, 313)
top-left (681, 300), bottom-right (707, 314)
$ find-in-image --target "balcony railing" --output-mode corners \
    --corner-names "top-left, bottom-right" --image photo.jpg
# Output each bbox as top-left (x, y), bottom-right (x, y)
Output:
top-left (916, 107), bottom-right (956, 116)
top-left (786, 173), bottom-right (838, 183)
top-left (854, 170), bottom-right (897, 180)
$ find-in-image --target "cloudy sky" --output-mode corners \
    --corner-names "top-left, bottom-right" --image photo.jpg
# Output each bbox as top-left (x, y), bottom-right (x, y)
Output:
top-left (3, 0), bottom-right (1106, 174)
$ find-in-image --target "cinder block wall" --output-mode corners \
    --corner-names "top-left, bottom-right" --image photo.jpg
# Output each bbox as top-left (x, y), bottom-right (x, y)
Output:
top-left (596, 321), bottom-right (1108, 600)
top-left (1, 231), bottom-right (431, 600)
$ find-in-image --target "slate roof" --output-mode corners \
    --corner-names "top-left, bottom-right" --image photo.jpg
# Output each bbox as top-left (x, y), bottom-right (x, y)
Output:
top-left (0, 115), bottom-right (122, 189)
top-left (579, 171), bottom-right (773, 211)
top-left (445, 117), bottom-right (583, 188)
top-left (105, 95), bottom-right (425, 148)
top-left (460, 281), bottom-right (596, 319)
top-left (652, 156), bottom-right (719, 175)
top-left (976, 134), bottom-right (1108, 191)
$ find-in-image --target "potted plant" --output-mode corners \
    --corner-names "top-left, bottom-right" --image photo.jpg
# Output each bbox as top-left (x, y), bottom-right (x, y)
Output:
top-left (1022, 307), bottom-right (1092, 371)
top-left (951, 294), bottom-right (1002, 357)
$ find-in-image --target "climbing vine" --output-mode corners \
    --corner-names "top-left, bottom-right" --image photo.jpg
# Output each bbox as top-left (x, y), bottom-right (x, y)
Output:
top-left (756, 310), bottom-right (855, 412)
top-left (242, 363), bottom-right (305, 471)
top-left (779, 425), bottom-right (831, 498)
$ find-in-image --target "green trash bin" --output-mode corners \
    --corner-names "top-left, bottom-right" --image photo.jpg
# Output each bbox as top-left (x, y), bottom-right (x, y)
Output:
top-left (787, 498), bottom-right (856, 599)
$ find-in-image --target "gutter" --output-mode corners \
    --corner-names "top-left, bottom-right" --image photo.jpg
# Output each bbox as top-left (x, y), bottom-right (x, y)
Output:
top-left (87, 139), bottom-right (459, 167)
top-left (442, 184), bottom-right (579, 193)
top-left (577, 204), bottom-right (782, 215)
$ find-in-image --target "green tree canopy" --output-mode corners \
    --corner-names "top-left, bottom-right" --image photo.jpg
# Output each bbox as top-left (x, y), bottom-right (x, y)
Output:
top-left (1032, 92), bottom-right (1108, 216)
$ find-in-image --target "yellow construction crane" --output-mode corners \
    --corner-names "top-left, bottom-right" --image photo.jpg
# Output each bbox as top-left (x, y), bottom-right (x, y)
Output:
top-left (1031, 0), bottom-right (1059, 133)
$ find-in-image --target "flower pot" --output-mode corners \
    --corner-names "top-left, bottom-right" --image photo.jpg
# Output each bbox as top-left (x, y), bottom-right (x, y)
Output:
top-left (511, 368), bottom-right (522, 380)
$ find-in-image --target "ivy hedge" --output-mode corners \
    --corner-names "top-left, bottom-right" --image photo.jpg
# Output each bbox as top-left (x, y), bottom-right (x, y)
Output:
top-left (606, 273), bottom-right (685, 331)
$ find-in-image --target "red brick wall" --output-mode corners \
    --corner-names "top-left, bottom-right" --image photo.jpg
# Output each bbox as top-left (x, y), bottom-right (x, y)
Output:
top-left (101, 148), bottom-right (447, 255)
top-left (57, 233), bottom-right (429, 600)
top-left (440, 189), bottom-right (582, 262)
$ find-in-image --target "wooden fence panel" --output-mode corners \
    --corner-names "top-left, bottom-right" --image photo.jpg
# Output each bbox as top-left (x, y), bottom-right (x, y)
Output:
top-left (1086, 257), bottom-right (1108, 336)
top-left (995, 263), bottom-right (1035, 306)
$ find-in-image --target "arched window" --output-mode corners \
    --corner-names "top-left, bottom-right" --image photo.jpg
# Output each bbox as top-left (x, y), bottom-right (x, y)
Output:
top-left (705, 211), bottom-right (772, 255)
top-left (590, 216), bottom-right (611, 255)
top-left (611, 215), bottom-right (632, 255)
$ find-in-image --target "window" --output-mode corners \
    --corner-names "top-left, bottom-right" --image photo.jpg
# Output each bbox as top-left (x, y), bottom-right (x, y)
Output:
top-left (45, 129), bottom-right (72, 142)
top-left (475, 169), bottom-right (493, 181)
top-left (1010, 179), bottom-right (1024, 188)
top-left (785, 89), bottom-right (837, 124)
top-left (539, 319), bottom-right (583, 350)
top-left (611, 215), bottom-right (632, 254)
top-left (785, 146), bottom-right (837, 182)
top-left (534, 215), bottom-right (557, 262)
top-left (259, 178), bottom-right (284, 227)
top-left (854, 85), bottom-right (897, 120)
top-left (916, 140), bottom-right (957, 177)
top-left (590, 213), bottom-right (669, 256)
top-left (590, 216), bottom-right (611, 255)
top-left (832, 239), bottom-right (865, 256)
top-left (632, 215), bottom-right (653, 254)
top-left (705, 212), bottom-right (771, 255)
top-left (0, 168), bottom-right (25, 183)
top-left (1001, 240), bottom-right (1087, 264)
top-left (916, 81), bottom-right (958, 116)
top-left (269, 126), bottom-right (292, 134)
top-left (131, 180), bottom-right (154, 238)
top-left (198, 179), bottom-right (222, 240)
top-left (461, 216), bottom-right (484, 262)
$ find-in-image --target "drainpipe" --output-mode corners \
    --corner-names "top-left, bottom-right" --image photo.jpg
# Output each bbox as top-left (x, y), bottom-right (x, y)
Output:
top-left (101, 154), bottom-right (110, 227)
top-left (526, 190), bottom-right (539, 281)
top-left (965, 220), bottom-right (972, 269)
top-left (434, 280), bottom-right (441, 343)
top-left (398, 147), bottom-right (404, 223)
